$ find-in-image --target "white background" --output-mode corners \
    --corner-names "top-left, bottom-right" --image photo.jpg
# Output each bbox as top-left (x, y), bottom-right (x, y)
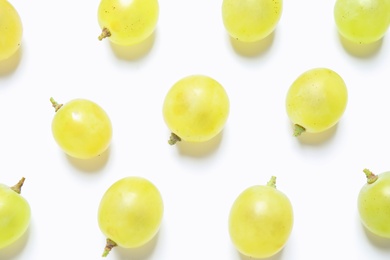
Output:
top-left (1, 0), bottom-right (390, 259)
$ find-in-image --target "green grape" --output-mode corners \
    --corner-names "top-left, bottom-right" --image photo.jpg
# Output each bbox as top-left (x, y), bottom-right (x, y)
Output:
top-left (0, 0), bottom-right (23, 61)
top-left (229, 176), bottom-right (293, 258)
top-left (162, 75), bottom-right (230, 145)
top-left (50, 97), bottom-right (112, 160)
top-left (0, 178), bottom-right (31, 249)
top-left (97, 0), bottom-right (159, 46)
top-left (222, 0), bottom-right (282, 42)
top-left (285, 68), bottom-right (348, 136)
top-left (334, 0), bottom-right (390, 44)
top-left (358, 169), bottom-right (390, 238)
top-left (98, 176), bottom-right (164, 257)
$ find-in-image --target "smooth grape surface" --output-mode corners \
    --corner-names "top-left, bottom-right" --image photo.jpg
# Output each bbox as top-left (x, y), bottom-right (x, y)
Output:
top-left (334, 0), bottom-right (390, 44)
top-left (358, 170), bottom-right (390, 238)
top-left (0, 181), bottom-right (30, 249)
top-left (163, 75), bottom-right (230, 144)
top-left (98, 177), bottom-right (164, 252)
top-left (0, 0), bottom-right (23, 61)
top-left (98, 0), bottom-right (159, 45)
top-left (285, 68), bottom-right (348, 136)
top-left (51, 98), bottom-right (112, 159)
top-left (222, 0), bottom-right (282, 42)
top-left (229, 177), bottom-right (293, 258)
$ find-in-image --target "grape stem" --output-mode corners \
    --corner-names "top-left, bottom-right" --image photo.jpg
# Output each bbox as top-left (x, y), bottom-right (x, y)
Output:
top-left (267, 176), bottom-right (277, 188)
top-left (102, 238), bottom-right (117, 257)
top-left (168, 133), bottom-right (181, 145)
top-left (50, 97), bottom-right (63, 112)
top-left (363, 168), bottom-right (378, 184)
top-left (98, 28), bottom-right (111, 41)
top-left (11, 177), bottom-right (26, 194)
top-left (293, 124), bottom-right (306, 137)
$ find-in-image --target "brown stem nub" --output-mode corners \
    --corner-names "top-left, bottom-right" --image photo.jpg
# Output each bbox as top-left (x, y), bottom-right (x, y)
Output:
top-left (50, 97), bottom-right (63, 112)
top-left (168, 133), bottom-right (181, 145)
top-left (293, 124), bottom-right (306, 137)
top-left (11, 177), bottom-right (26, 194)
top-left (98, 28), bottom-right (111, 41)
top-left (363, 168), bottom-right (378, 184)
top-left (267, 176), bottom-right (277, 188)
top-left (102, 238), bottom-right (117, 257)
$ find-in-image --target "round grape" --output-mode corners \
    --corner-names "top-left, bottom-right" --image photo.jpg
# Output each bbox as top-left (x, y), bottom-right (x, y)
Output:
top-left (0, 0), bottom-right (23, 61)
top-left (285, 68), bottom-right (348, 136)
top-left (358, 169), bottom-right (390, 238)
top-left (97, 0), bottom-right (159, 46)
top-left (50, 97), bottom-right (112, 159)
top-left (222, 0), bottom-right (283, 42)
top-left (228, 176), bottom-right (293, 258)
top-left (162, 75), bottom-right (230, 145)
top-left (334, 0), bottom-right (390, 44)
top-left (0, 178), bottom-right (31, 249)
top-left (98, 176), bottom-right (164, 257)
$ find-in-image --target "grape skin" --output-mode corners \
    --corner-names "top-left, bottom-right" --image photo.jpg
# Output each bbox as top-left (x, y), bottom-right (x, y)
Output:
top-left (358, 169), bottom-right (390, 238)
top-left (0, 178), bottom-right (30, 249)
top-left (162, 75), bottom-right (230, 144)
top-left (228, 177), bottom-right (293, 258)
top-left (97, 0), bottom-right (159, 46)
top-left (51, 98), bottom-right (112, 159)
top-left (0, 0), bottom-right (23, 61)
top-left (334, 0), bottom-right (390, 44)
top-left (98, 177), bottom-right (164, 256)
top-left (285, 68), bottom-right (348, 136)
top-left (222, 0), bottom-right (283, 42)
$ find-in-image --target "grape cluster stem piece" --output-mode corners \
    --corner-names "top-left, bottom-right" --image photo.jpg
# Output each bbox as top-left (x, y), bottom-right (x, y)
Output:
top-left (363, 168), bottom-right (378, 184)
top-left (168, 133), bottom-right (181, 145)
top-left (11, 177), bottom-right (26, 194)
top-left (50, 97), bottom-right (63, 112)
top-left (98, 28), bottom-right (111, 41)
top-left (102, 238), bottom-right (117, 257)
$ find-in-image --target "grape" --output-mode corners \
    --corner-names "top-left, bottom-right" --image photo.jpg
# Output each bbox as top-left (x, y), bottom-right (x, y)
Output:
top-left (358, 169), bottom-right (390, 238)
top-left (50, 97), bottom-right (112, 160)
top-left (228, 176), bottom-right (293, 258)
top-left (285, 68), bottom-right (348, 136)
top-left (222, 0), bottom-right (282, 42)
top-left (97, 0), bottom-right (159, 46)
top-left (334, 0), bottom-right (390, 44)
top-left (0, 0), bottom-right (23, 61)
top-left (97, 176), bottom-right (164, 257)
top-left (162, 75), bottom-right (230, 145)
top-left (0, 178), bottom-right (31, 249)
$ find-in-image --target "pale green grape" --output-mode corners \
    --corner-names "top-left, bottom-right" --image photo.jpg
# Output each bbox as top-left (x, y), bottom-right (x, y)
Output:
top-left (229, 176), bottom-right (293, 258)
top-left (50, 97), bottom-right (112, 160)
top-left (98, 176), bottom-right (164, 257)
top-left (162, 75), bottom-right (230, 145)
top-left (0, 178), bottom-right (31, 249)
top-left (285, 68), bottom-right (348, 136)
top-left (358, 169), bottom-right (390, 238)
top-left (222, 0), bottom-right (282, 42)
top-left (334, 0), bottom-right (390, 44)
top-left (0, 0), bottom-right (23, 61)
top-left (97, 0), bottom-right (159, 45)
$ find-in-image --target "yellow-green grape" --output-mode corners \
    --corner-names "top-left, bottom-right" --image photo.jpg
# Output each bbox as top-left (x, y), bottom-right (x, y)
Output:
top-left (98, 176), bottom-right (164, 257)
top-left (50, 98), bottom-right (112, 160)
top-left (97, 0), bottom-right (159, 45)
top-left (358, 169), bottom-right (390, 238)
top-left (285, 68), bottom-right (348, 136)
top-left (222, 0), bottom-right (282, 42)
top-left (162, 75), bottom-right (230, 145)
top-left (334, 0), bottom-right (390, 44)
top-left (0, 0), bottom-right (23, 61)
top-left (229, 176), bottom-right (293, 258)
top-left (0, 178), bottom-right (31, 249)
